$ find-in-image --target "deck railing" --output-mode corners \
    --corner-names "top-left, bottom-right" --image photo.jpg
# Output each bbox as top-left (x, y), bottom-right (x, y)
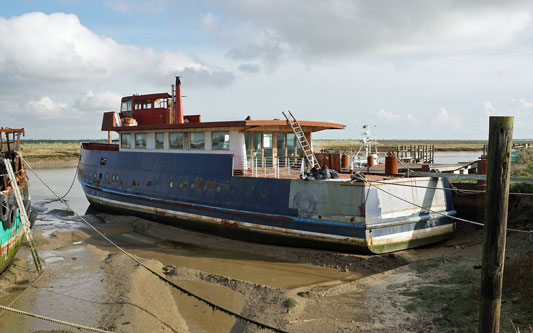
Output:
top-left (233, 157), bottom-right (303, 178)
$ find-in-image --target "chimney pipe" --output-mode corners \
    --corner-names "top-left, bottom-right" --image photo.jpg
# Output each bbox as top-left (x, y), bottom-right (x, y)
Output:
top-left (175, 76), bottom-right (184, 124)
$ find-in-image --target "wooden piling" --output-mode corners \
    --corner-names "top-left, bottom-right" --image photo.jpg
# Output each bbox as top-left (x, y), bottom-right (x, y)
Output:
top-left (479, 116), bottom-right (513, 333)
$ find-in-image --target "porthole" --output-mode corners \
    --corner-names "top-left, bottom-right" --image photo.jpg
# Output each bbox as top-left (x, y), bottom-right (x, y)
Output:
top-left (203, 184), bottom-right (208, 192)
top-left (260, 188), bottom-right (268, 198)
top-left (169, 181), bottom-right (173, 188)
top-left (215, 185), bottom-right (222, 194)
top-left (190, 183), bottom-right (195, 190)
top-left (178, 182), bottom-right (183, 189)
top-left (105, 174), bottom-right (109, 180)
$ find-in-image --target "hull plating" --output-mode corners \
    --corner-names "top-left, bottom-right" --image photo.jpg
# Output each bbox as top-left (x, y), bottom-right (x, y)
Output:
top-left (79, 149), bottom-right (456, 253)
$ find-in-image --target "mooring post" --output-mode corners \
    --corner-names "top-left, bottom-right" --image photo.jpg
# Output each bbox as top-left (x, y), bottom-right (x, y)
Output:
top-left (479, 116), bottom-right (513, 333)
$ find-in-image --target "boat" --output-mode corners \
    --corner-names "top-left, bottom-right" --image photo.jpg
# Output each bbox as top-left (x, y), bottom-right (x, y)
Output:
top-left (78, 78), bottom-right (456, 253)
top-left (0, 128), bottom-right (36, 273)
top-left (351, 125), bottom-right (383, 168)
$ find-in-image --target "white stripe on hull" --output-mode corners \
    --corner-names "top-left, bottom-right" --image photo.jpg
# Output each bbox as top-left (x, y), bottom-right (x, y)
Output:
top-left (86, 193), bottom-right (454, 250)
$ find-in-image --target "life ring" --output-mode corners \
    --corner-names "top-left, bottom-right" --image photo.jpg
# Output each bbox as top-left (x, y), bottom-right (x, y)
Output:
top-left (0, 194), bottom-right (9, 224)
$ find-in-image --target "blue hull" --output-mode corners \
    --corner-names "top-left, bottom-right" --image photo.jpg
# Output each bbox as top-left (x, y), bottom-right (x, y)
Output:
top-left (79, 148), bottom-right (456, 253)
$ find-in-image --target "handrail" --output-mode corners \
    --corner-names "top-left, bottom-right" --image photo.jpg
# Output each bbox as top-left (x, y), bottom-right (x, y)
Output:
top-left (233, 156), bottom-right (303, 178)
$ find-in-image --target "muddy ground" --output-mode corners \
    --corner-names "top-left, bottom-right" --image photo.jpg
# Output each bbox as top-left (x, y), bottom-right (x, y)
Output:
top-left (0, 203), bottom-right (531, 332)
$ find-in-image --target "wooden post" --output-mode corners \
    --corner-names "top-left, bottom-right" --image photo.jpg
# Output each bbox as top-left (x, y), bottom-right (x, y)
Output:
top-left (479, 116), bottom-right (513, 333)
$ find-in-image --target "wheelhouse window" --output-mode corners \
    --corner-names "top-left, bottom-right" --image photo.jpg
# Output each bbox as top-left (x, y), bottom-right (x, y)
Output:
top-left (154, 99), bottom-right (168, 108)
top-left (121, 133), bottom-right (131, 149)
top-left (135, 133), bottom-right (147, 149)
top-left (169, 133), bottom-right (184, 149)
top-left (121, 99), bottom-right (132, 112)
top-left (212, 132), bottom-right (230, 150)
top-left (190, 132), bottom-right (205, 150)
top-left (155, 133), bottom-right (164, 149)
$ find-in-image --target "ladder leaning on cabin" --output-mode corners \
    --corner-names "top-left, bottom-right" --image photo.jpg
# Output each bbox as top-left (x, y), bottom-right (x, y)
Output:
top-left (282, 110), bottom-right (320, 169)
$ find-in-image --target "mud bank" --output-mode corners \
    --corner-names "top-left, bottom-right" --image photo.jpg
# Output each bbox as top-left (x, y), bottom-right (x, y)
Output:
top-left (0, 206), bottom-right (531, 332)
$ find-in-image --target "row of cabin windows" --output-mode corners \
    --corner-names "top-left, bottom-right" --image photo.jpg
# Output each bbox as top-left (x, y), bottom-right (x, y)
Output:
top-left (244, 132), bottom-right (302, 159)
top-left (121, 98), bottom-right (169, 112)
top-left (120, 132), bottom-right (230, 150)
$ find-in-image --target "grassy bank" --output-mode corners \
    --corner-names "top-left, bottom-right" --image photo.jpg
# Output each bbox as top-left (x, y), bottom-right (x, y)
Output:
top-left (20, 140), bottom-right (105, 165)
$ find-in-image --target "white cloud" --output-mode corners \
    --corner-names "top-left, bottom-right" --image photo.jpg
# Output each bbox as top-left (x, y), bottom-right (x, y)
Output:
top-left (207, 0), bottom-right (533, 64)
top-left (0, 12), bottom-right (233, 88)
top-left (519, 98), bottom-right (533, 109)
top-left (435, 107), bottom-right (462, 130)
top-left (75, 90), bottom-right (122, 112)
top-left (376, 109), bottom-right (400, 122)
top-left (27, 96), bottom-right (80, 120)
top-left (437, 107), bottom-right (450, 122)
top-left (482, 101), bottom-right (496, 116)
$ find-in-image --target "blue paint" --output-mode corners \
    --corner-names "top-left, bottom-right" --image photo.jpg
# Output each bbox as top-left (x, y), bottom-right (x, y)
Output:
top-left (79, 148), bottom-right (457, 251)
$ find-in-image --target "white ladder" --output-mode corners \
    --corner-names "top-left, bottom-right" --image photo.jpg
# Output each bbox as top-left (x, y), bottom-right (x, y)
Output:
top-left (282, 110), bottom-right (320, 169)
top-left (3, 158), bottom-right (43, 273)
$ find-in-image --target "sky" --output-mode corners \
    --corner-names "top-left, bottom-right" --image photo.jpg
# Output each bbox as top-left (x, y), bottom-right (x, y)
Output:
top-left (1, 0), bottom-right (533, 140)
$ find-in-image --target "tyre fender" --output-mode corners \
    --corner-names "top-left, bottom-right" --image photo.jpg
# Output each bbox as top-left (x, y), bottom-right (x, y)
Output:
top-left (0, 194), bottom-right (9, 224)
top-left (2, 207), bottom-right (15, 231)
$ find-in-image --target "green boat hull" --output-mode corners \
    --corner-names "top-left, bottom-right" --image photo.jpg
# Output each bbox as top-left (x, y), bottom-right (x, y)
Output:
top-left (0, 209), bottom-right (25, 274)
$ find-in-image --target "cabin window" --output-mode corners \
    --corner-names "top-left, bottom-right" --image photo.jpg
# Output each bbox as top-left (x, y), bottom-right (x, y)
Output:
top-left (144, 102), bottom-right (152, 109)
top-left (212, 132), bottom-right (230, 150)
top-left (155, 133), bottom-right (164, 149)
top-left (276, 133), bottom-right (286, 166)
top-left (169, 133), bottom-right (184, 149)
top-left (264, 133), bottom-right (273, 166)
top-left (135, 133), bottom-right (147, 149)
top-left (154, 99), bottom-right (168, 108)
top-left (252, 132), bottom-right (262, 162)
top-left (287, 133), bottom-right (296, 158)
top-left (121, 99), bottom-right (132, 112)
top-left (134, 103), bottom-right (141, 110)
top-left (190, 132), bottom-right (205, 150)
top-left (244, 132), bottom-right (251, 160)
top-left (121, 133), bottom-right (131, 149)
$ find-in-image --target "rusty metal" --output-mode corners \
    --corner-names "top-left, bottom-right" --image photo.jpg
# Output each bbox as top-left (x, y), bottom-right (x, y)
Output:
top-left (175, 76), bottom-right (184, 124)
top-left (385, 153), bottom-right (398, 175)
top-left (341, 154), bottom-right (349, 169)
top-left (367, 155), bottom-right (374, 167)
top-left (477, 156), bottom-right (487, 175)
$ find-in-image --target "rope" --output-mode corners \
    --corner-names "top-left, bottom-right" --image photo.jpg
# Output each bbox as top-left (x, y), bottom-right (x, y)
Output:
top-left (58, 156), bottom-right (80, 200)
top-left (353, 174), bottom-right (533, 234)
top-left (0, 304), bottom-right (112, 333)
top-left (20, 155), bottom-right (287, 333)
top-left (361, 178), bottom-right (533, 196)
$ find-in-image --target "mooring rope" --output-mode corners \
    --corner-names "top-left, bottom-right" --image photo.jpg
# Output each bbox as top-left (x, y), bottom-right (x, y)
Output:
top-left (0, 304), bottom-right (112, 333)
top-left (20, 155), bottom-right (288, 333)
top-left (57, 156), bottom-right (81, 200)
top-left (353, 174), bottom-right (533, 234)
top-left (359, 178), bottom-right (533, 196)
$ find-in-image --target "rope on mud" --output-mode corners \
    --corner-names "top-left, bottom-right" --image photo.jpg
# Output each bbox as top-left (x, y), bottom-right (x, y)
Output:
top-left (0, 304), bottom-right (112, 333)
top-left (0, 268), bottom-right (46, 318)
top-left (21, 156), bottom-right (288, 333)
top-left (353, 174), bottom-right (533, 234)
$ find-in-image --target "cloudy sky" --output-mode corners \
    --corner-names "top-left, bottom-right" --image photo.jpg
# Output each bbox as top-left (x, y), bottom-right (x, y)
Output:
top-left (1, 0), bottom-right (533, 139)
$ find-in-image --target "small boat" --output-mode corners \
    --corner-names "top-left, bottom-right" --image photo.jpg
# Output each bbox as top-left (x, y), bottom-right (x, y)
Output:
top-left (78, 78), bottom-right (456, 253)
top-left (0, 128), bottom-right (36, 273)
top-left (351, 125), bottom-right (382, 168)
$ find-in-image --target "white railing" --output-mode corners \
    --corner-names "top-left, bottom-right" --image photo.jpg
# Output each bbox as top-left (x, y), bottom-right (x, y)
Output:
top-left (233, 157), bottom-right (303, 178)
